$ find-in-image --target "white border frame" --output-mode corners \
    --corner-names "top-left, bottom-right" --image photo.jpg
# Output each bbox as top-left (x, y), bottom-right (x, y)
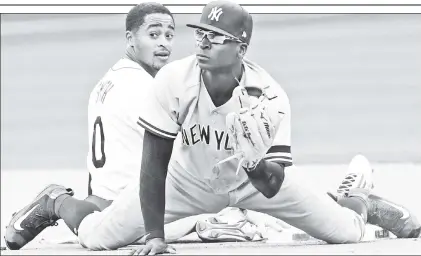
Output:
top-left (1, 0), bottom-right (421, 4)
top-left (1, 1), bottom-right (421, 13)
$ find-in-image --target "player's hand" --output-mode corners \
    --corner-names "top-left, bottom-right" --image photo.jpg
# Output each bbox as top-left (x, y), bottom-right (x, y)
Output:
top-left (134, 238), bottom-right (176, 255)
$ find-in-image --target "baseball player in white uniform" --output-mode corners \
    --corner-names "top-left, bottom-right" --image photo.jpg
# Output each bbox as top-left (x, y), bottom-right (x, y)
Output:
top-left (4, 2), bottom-right (177, 250)
top-left (5, 1), bottom-right (419, 254)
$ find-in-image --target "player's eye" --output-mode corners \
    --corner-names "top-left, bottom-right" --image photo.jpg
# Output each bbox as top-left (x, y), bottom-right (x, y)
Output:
top-left (196, 29), bottom-right (205, 37)
top-left (149, 32), bottom-right (160, 39)
top-left (207, 32), bottom-right (217, 39)
top-left (166, 33), bottom-right (174, 39)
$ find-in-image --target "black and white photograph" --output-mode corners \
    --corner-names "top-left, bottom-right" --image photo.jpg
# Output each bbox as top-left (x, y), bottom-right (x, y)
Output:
top-left (1, 1), bottom-right (420, 254)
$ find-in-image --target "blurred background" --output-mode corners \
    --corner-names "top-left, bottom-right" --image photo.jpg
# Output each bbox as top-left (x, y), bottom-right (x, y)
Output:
top-left (1, 14), bottom-right (421, 170)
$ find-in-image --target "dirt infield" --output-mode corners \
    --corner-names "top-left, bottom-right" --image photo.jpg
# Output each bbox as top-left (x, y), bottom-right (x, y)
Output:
top-left (1, 236), bottom-right (420, 255)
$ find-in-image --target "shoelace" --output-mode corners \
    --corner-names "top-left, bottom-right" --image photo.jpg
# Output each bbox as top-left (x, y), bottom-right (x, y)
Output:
top-left (337, 173), bottom-right (358, 195)
top-left (30, 213), bottom-right (58, 230)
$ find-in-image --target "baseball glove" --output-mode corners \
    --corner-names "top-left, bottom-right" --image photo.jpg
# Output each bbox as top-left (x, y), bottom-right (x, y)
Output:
top-left (219, 86), bottom-right (282, 175)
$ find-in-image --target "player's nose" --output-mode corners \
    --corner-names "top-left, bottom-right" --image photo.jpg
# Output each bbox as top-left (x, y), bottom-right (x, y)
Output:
top-left (157, 36), bottom-right (172, 49)
top-left (197, 37), bottom-right (211, 49)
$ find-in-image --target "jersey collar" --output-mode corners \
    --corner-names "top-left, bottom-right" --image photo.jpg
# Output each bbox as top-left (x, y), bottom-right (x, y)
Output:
top-left (112, 58), bottom-right (150, 74)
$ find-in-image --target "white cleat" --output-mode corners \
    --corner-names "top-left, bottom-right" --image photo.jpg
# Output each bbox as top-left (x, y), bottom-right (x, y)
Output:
top-left (195, 208), bottom-right (264, 242)
top-left (328, 154), bottom-right (374, 202)
top-left (329, 155), bottom-right (421, 238)
top-left (337, 154), bottom-right (374, 197)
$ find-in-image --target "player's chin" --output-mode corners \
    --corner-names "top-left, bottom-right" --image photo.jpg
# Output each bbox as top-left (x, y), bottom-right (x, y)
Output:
top-left (197, 61), bottom-right (214, 71)
top-left (152, 57), bottom-right (170, 69)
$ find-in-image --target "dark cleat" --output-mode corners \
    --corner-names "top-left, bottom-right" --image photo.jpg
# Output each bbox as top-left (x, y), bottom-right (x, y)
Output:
top-left (4, 184), bottom-right (74, 250)
top-left (367, 194), bottom-right (421, 238)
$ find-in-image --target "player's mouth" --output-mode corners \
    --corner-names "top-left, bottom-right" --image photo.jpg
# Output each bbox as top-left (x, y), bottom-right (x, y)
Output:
top-left (155, 51), bottom-right (170, 61)
top-left (196, 54), bottom-right (210, 61)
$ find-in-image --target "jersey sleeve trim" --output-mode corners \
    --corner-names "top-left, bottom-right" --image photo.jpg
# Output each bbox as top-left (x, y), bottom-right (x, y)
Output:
top-left (137, 117), bottom-right (178, 140)
top-left (264, 145), bottom-right (292, 166)
top-left (267, 145), bottom-right (290, 154)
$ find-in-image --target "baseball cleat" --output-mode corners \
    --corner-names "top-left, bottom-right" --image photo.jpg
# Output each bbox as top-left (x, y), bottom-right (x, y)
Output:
top-left (338, 154), bottom-right (374, 196)
top-left (196, 208), bottom-right (264, 242)
top-left (327, 155), bottom-right (420, 239)
top-left (4, 184), bottom-right (74, 250)
top-left (367, 194), bottom-right (421, 238)
top-left (328, 154), bottom-right (374, 201)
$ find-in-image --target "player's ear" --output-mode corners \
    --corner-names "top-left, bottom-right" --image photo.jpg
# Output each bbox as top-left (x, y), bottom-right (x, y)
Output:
top-left (238, 43), bottom-right (248, 59)
top-left (126, 30), bottom-right (134, 47)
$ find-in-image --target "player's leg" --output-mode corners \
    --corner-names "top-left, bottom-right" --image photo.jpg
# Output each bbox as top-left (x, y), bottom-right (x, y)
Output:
top-left (229, 155), bottom-right (375, 244)
top-left (327, 157), bottom-right (420, 238)
top-left (78, 164), bottom-right (229, 250)
top-left (84, 195), bottom-right (112, 211)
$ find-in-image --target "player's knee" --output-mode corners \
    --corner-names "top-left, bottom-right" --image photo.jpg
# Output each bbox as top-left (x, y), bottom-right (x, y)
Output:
top-left (308, 211), bottom-right (364, 244)
top-left (324, 230), bottom-right (362, 244)
top-left (324, 217), bottom-right (364, 244)
top-left (77, 214), bottom-right (110, 250)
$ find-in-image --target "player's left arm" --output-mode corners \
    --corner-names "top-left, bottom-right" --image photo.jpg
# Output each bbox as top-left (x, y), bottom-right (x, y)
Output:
top-left (136, 62), bottom-right (181, 246)
top-left (245, 88), bottom-right (292, 198)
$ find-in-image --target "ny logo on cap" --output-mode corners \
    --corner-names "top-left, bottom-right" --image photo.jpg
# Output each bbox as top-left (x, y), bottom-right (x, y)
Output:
top-left (208, 7), bottom-right (223, 21)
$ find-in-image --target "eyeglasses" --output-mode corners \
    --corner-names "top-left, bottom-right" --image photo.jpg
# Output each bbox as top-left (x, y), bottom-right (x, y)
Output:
top-left (194, 29), bottom-right (243, 45)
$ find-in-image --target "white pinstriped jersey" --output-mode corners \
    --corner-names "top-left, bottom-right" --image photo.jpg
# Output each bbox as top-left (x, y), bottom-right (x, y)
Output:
top-left (87, 58), bottom-right (151, 200)
top-left (138, 55), bottom-right (292, 194)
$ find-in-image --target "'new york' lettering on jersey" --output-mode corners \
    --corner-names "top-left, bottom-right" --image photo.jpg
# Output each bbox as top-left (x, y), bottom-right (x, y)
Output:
top-left (87, 58), bottom-right (153, 200)
top-left (138, 55), bottom-right (292, 194)
top-left (181, 123), bottom-right (233, 151)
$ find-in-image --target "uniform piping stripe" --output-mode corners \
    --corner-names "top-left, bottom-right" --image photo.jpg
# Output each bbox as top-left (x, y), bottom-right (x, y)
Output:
top-left (266, 158), bottom-right (293, 167)
top-left (137, 121), bottom-right (177, 139)
top-left (267, 145), bottom-right (291, 154)
top-left (137, 118), bottom-right (178, 139)
top-left (265, 152), bottom-right (292, 158)
top-left (264, 155), bottom-right (293, 161)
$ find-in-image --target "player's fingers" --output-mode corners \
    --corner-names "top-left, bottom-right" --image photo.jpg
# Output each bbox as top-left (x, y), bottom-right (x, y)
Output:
top-left (148, 248), bottom-right (157, 255)
top-left (166, 245), bottom-right (177, 254)
top-left (133, 248), bottom-right (141, 256)
top-left (136, 245), bottom-right (151, 255)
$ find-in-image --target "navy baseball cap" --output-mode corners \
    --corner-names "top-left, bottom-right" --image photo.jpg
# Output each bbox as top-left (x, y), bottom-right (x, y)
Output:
top-left (186, 0), bottom-right (253, 44)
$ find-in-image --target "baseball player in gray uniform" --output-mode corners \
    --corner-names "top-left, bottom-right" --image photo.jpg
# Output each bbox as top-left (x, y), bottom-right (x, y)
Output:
top-left (136, 1), bottom-right (420, 254)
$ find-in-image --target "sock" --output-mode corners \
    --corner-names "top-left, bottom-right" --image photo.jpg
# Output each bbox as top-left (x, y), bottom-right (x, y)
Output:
top-left (54, 194), bottom-right (100, 235)
top-left (338, 197), bottom-right (368, 223)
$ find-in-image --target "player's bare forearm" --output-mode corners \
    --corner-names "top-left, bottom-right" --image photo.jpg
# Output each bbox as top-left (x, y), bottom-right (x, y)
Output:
top-left (139, 130), bottom-right (174, 241)
top-left (245, 159), bottom-right (285, 198)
